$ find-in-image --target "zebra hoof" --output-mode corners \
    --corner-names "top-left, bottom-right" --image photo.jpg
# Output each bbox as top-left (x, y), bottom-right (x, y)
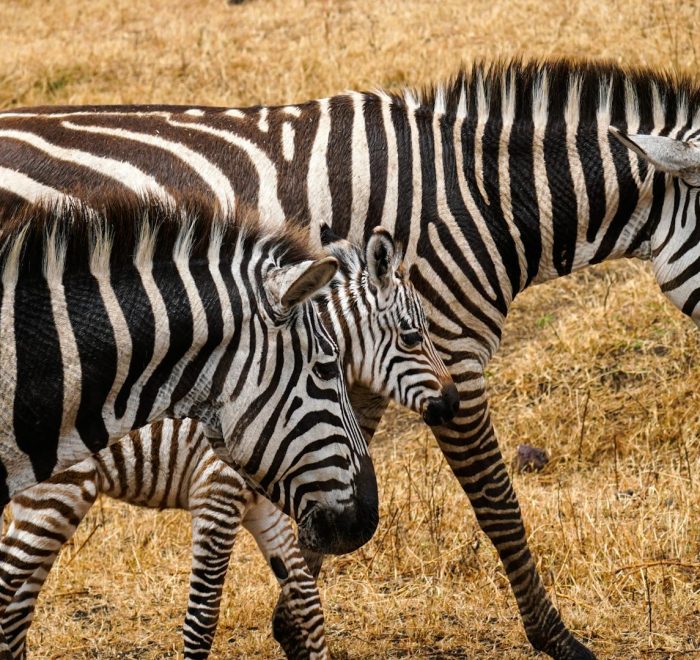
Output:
top-left (540, 636), bottom-right (596, 660)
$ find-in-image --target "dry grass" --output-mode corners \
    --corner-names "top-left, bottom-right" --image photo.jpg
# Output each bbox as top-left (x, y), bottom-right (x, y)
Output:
top-left (1, 0), bottom-right (700, 657)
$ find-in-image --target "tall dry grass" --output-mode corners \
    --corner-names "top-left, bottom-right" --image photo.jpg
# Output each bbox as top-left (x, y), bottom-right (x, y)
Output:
top-left (1, 0), bottom-right (699, 657)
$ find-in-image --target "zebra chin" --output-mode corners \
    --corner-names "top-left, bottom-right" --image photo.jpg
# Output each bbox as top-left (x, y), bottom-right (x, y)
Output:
top-left (296, 454), bottom-right (379, 555)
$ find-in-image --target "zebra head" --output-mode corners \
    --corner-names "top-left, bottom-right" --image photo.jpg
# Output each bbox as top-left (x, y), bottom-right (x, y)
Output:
top-left (216, 244), bottom-right (378, 556)
top-left (610, 127), bottom-right (700, 326)
top-left (319, 224), bottom-right (459, 425)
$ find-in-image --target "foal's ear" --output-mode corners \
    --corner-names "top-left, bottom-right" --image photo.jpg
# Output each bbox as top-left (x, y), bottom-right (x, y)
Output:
top-left (366, 227), bottom-right (396, 291)
top-left (609, 126), bottom-right (700, 186)
top-left (265, 257), bottom-right (338, 312)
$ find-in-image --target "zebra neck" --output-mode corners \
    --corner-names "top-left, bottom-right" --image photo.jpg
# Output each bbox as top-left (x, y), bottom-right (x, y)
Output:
top-left (316, 96), bottom-right (654, 312)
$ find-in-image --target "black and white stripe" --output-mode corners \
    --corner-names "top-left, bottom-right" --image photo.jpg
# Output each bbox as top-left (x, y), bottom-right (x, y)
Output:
top-left (0, 195), bottom-right (379, 607)
top-left (0, 228), bottom-right (456, 659)
top-left (2, 59), bottom-right (700, 659)
top-left (2, 419), bottom-right (326, 660)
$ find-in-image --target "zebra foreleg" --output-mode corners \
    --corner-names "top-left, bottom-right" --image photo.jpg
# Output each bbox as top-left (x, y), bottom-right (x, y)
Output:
top-left (183, 506), bottom-right (241, 659)
top-left (434, 373), bottom-right (594, 660)
top-left (244, 498), bottom-right (328, 660)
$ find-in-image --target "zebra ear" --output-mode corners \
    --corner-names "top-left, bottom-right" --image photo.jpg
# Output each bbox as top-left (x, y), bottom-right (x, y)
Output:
top-left (609, 126), bottom-right (700, 186)
top-left (366, 227), bottom-right (396, 291)
top-left (266, 256), bottom-right (338, 312)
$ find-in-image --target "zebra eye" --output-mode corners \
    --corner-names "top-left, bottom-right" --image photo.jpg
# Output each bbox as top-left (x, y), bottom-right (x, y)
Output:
top-left (401, 331), bottom-right (423, 347)
top-left (314, 360), bottom-right (339, 380)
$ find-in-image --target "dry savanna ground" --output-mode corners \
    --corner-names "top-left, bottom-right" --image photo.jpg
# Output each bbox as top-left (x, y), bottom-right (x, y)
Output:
top-left (2, 0), bottom-right (700, 658)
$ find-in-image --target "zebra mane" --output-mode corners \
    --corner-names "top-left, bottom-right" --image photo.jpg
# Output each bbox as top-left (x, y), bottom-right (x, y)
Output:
top-left (0, 192), bottom-right (318, 284)
top-left (394, 58), bottom-right (700, 130)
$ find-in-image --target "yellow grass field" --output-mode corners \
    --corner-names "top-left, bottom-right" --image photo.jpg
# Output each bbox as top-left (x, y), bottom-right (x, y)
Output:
top-left (1, 0), bottom-right (700, 657)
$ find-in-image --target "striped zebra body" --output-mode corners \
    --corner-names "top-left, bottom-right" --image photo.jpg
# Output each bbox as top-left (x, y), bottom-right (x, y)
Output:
top-left (0, 230), bottom-right (455, 659)
top-left (2, 59), bottom-right (700, 658)
top-left (0, 194), bottom-right (380, 616)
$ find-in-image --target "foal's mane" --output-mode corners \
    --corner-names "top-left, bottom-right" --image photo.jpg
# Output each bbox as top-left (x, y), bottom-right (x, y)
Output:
top-left (0, 192), bottom-right (317, 282)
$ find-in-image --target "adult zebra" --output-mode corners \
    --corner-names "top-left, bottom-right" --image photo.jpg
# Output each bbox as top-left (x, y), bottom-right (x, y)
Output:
top-left (0, 226), bottom-right (455, 659)
top-left (1, 59), bottom-right (699, 659)
top-left (0, 193), bottom-right (381, 557)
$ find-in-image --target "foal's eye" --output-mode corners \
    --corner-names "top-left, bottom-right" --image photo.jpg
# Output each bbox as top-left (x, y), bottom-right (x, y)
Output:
top-left (401, 331), bottom-right (423, 347)
top-left (314, 361), bottom-right (339, 380)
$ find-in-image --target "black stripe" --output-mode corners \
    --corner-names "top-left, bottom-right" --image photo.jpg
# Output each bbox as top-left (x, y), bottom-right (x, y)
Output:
top-left (544, 96), bottom-right (577, 275)
top-left (327, 96), bottom-right (353, 238)
top-left (363, 95), bottom-right (388, 241)
top-left (13, 270), bottom-right (63, 482)
top-left (390, 103), bottom-right (413, 250)
top-left (64, 269), bottom-right (117, 453)
top-left (134, 260), bottom-right (193, 427)
top-left (170, 258), bottom-right (224, 405)
top-left (112, 261), bottom-right (156, 420)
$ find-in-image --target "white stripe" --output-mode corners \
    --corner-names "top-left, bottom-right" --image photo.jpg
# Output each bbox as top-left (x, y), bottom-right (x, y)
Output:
top-left (350, 93), bottom-right (370, 243)
top-left (61, 121), bottom-right (231, 212)
top-left (402, 105), bottom-right (422, 272)
top-left (0, 228), bottom-right (30, 493)
top-left (258, 108), bottom-right (269, 133)
top-left (473, 72), bottom-right (489, 204)
top-left (43, 228), bottom-right (83, 446)
top-left (0, 165), bottom-right (66, 204)
top-left (224, 109), bottom-right (246, 119)
top-left (282, 106), bottom-right (302, 118)
top-left (564, 77), bottom-right (592, 270)
top-left (282, 122), bottom-right (295, 162)
top-left (497, 72), bottom-right (528, 295)
top-left (379, 96), bottom-right (399, 238)
top-left (532, 73), bottom-right (556, 282)
top-left (88, 234), bottom-right (135, 431)
top-left (166, 118), bottom-right (286, 227)
top-left (0, 129), bottom-right (173, 203)
top-left (307, 99), bottom-right (333, 245)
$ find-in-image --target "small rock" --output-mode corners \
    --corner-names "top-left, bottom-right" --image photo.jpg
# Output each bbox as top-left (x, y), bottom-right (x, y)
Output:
top-left (513, 444), bottom-right (549, 473)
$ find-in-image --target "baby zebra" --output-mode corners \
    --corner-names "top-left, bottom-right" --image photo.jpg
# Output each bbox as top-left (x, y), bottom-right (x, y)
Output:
top-left (0, 194), bottom-right (382, 655)
top-left (0, 228), bottom-right (457, 659)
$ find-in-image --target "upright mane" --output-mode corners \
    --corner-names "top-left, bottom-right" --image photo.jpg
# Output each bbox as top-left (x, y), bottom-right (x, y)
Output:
top-left (392, 59), bottom-right (700, 130)
top-left (0, 192), bottom-right (318, 283)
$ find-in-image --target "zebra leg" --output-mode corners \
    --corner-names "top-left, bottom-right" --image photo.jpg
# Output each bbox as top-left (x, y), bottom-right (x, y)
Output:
top-left (182, 505), bottom-right (241, 659)
top-left (2, 551), bottom-right (59, 659)
top-left (433, 370), bottom-right (594, 660)
top-left (0, 465), bottom-right (99, 659)
top-left (243, 497), bottom-right (327, 660)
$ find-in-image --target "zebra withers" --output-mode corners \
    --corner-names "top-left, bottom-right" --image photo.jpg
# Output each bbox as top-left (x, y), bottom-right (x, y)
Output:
top-left (0, 194), bottom-right (379, 559)
top-left (0, 227), bottom-right (456, 659)
top-left (6, 60), bottom-right (700, 657)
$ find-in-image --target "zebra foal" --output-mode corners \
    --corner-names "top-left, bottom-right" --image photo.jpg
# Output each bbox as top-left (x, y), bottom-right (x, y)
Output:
top-left (1, 226), bottom-right (456, 659)
top-left (0, 193), bottom-right (380, 655)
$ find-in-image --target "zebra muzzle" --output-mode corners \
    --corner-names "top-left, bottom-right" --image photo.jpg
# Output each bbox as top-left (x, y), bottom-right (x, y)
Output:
top-left (296, 454), bottom-right (379, 555)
